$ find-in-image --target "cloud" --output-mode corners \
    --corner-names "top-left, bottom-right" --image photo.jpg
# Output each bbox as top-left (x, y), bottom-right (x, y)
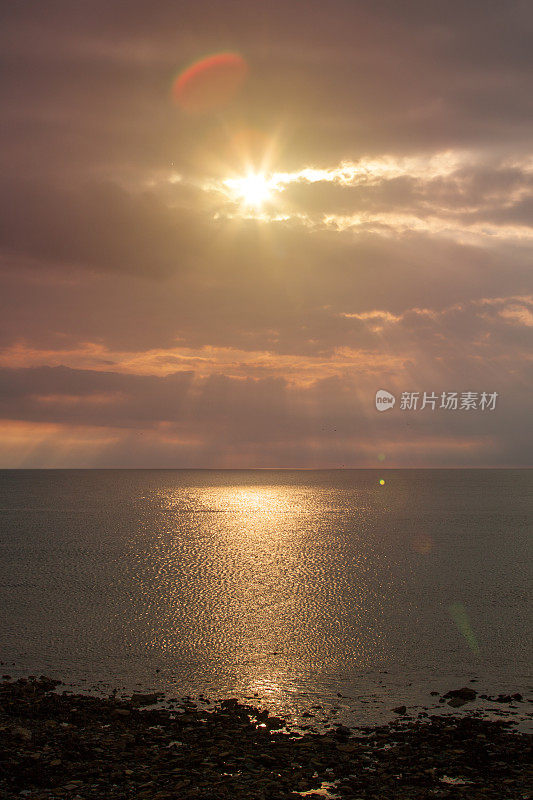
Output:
top-left (0, 178), bottom-right (214, 277)
top-left (0, 0), bottom-right (531, 466)
top-left (0, 288), bottom-right (531, 467)
top-left (0, 362), bottom-right (526, 468)
top-left (206, 153), bottom-right (533, 246)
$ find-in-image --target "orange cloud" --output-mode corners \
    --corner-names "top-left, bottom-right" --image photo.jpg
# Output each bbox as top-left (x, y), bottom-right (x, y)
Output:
top-left (0, 341), bottom-right (405, 384)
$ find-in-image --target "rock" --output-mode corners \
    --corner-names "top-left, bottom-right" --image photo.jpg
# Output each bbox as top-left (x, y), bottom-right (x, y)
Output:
top-left (266, 715), bottom-right (286, 728)
top-left (392, 706), bottom-right (407, 714)
top-left (334, 725), bottom-right (351, 737)
top-left (512, 693), bottom-right (523, 701)
top-left (130, 692), bottom-right (163, 706)
top-left (221, 698), bottom-right (239, 707)
top-left (442, 687), bottom-right (477, 702)
top-left (13, 726), bottom-right (32, 741)
top-left (448, 697), bottom-right (468, 708)
top-left (256, 753), bottom-right (277, 766)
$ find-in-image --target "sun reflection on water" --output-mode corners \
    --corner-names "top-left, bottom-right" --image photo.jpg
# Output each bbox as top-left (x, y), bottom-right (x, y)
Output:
top-left (161, 484), bottom-right (306, 518)
top-left (203, 485), bottom-right (302, 518)
top-left (131, 481), bottom-right (386, 700)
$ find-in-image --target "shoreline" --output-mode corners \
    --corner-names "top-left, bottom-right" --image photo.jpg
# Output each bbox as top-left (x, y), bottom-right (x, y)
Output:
top-left (1, 676), bottom-right (531, 799)
top-left (2, 663), bottom-right (531, 735)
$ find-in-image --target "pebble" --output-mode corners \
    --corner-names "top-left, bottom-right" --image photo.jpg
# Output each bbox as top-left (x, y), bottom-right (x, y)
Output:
top-left (0, 675), bottom-right (530, 800)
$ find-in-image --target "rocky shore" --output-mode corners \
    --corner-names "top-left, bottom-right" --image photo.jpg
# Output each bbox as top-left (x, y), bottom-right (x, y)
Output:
top-left (0, 676), bottom-right (531, 799)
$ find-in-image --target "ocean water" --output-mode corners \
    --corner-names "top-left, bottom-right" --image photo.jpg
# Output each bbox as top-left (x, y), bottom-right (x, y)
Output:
top-left (0, 469), bottom-right (531, 729)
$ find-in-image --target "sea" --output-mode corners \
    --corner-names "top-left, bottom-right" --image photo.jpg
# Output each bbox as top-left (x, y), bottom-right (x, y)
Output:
top-left (0, 469), bottom-right (531, 731)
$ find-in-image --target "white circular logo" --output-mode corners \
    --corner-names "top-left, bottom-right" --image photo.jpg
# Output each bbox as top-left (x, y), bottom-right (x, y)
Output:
top-left (375, 389), bottom-right (396, 411)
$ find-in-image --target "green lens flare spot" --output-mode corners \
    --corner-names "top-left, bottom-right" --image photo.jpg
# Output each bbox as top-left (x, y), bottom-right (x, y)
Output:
top-left (449, 602), bottom-right (480, 654)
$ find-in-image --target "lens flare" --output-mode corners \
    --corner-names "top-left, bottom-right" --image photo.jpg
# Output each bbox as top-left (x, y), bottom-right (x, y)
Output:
top-left (173, 52), bottom-right (248, 113)
top-left (379, 478), bottom-right (385, 485)
top-left (412, 532), bottom-right (433, 554)
top-left (449, 602), bottom-right (480, 654)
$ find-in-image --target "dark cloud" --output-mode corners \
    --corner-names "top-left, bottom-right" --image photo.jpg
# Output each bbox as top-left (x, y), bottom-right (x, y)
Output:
top-left (0, 178), bottom-right (213, 277)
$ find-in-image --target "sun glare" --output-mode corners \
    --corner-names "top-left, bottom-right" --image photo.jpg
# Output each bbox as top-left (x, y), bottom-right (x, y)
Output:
top-left (226, 172), bottom-right (272, 208)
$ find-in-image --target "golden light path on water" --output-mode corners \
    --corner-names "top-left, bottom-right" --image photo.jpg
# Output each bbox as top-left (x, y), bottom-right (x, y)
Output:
top-left (133, 483), bottom-right (387, 709)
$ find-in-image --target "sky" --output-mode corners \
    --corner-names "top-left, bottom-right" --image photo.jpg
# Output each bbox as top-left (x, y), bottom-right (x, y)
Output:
top-left (0, 0), bottom-right (532, 468)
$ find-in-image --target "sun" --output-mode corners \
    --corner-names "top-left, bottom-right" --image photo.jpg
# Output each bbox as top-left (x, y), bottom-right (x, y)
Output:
top-left (226, 172), bottom-right (273, 208)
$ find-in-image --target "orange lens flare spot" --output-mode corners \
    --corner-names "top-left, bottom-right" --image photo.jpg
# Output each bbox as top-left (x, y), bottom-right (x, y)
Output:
top-left (412, 532), bottom-right (433, 554)
top-left (173, 52), bottom-right (248, 113)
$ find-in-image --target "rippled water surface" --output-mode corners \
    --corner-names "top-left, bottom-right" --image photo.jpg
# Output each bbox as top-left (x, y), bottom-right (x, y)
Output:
top-left (0, 469), bottom-right (530, 727)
